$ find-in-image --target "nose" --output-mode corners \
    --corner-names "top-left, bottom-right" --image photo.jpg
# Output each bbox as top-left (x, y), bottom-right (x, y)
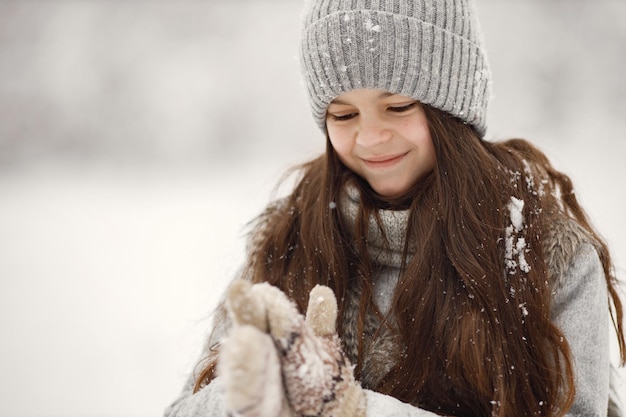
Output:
top-left (355, 115), bottom-right (392, 148)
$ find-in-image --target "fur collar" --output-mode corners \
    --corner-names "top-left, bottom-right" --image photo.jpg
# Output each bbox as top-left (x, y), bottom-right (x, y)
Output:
top-left (338, 183), bottom-right (595, 281)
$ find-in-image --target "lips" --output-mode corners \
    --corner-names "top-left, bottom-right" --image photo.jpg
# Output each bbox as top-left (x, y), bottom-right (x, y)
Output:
top-left (362, 152), bottom-right (408, 168)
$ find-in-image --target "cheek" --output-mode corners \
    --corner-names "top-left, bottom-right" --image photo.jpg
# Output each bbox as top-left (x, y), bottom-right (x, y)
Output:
top-left (405, 121), bottom-right (436, 170)
top-left (327, 130), bottom-right (352, 159)
top-left (420, 133), bottom-right (436, 166)
top-left (405, 114), bottom-right (430, 138)
top-left (405, 116), bottom-right (433, 151)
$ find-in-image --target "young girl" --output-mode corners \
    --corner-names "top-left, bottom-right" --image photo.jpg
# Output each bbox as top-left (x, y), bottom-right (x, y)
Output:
top-left (166, 0), bottom-right (625, 416)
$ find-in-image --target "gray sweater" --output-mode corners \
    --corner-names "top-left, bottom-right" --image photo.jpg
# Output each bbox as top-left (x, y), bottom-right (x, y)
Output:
top-left (165, 189), bottom-right (621, 416)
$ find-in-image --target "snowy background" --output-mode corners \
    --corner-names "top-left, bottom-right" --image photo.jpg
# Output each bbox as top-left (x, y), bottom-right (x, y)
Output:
top-left (0, 1), bottom-right (625, 416)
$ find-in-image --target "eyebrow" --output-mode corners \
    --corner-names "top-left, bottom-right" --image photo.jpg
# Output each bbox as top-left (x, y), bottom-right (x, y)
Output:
top-left (330, 91), bottom-right (394, 105)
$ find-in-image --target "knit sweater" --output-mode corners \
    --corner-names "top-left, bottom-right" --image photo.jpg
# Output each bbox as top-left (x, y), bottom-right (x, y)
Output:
top-left (164, 186), bottom-right (621, 417)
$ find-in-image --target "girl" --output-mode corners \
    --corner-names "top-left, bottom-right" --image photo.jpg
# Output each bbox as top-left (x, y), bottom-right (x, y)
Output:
top-left (166, 0), bottom-right (625, 416)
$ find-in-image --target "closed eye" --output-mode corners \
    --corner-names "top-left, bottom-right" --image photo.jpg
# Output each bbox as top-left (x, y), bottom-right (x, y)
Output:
top-left (329, 112), bottom-right (358, 121)
top-left (388, 102), bottom-right (418, 113)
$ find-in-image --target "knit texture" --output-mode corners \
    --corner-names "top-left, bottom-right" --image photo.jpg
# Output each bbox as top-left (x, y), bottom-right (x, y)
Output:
top-left (220, 280), bottom-right (367, 417)
top-left (299, 0), bottom-right (492, 136)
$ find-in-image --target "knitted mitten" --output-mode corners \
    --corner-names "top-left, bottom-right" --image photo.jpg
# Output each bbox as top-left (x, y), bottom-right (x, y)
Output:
top-left (224, 280), bottom-right (366, 417)
top-left (219, 282), bottom-right (292, 417)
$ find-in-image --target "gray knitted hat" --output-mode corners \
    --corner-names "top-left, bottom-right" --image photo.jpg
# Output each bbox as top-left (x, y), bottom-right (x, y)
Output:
top-left (299, 0), bottom-right (492, 137)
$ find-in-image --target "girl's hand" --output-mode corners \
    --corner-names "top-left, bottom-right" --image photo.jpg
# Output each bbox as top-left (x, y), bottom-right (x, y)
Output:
top-left (219, 282), bottom-right (292, 417)
top-left (223, 280), bottom-right (366, 417)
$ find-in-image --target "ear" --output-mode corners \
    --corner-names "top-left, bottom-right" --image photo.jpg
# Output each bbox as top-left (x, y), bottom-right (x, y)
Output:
top-left (305, 285), bottom-right (338, 337)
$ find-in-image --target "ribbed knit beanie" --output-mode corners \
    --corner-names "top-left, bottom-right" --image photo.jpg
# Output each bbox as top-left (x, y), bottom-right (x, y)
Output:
top-left (299, 0), bottom-right (492, 137)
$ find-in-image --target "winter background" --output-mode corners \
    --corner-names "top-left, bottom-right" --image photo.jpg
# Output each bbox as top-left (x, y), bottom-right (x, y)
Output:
top-left (0, 1), bottom-right (625, 416)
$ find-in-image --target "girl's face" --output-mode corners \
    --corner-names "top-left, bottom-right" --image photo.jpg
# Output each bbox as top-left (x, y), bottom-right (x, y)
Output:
top-left (326, 89), bottom-right (436, 199)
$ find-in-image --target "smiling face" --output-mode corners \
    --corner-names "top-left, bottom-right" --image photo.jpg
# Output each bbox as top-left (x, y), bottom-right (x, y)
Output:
top-left (326, 89), bottom-right (436, 200)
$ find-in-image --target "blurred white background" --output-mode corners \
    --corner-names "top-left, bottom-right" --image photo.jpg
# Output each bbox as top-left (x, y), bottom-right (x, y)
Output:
top-left (0, 1), bottom-right (624, 416)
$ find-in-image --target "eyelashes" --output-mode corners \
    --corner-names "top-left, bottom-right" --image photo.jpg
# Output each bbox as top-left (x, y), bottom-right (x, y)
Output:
top-left (329, 112), bottom-right (358, 121)
top-left (327, 102), bottom-right (418, 122)
top-left (388, 102), bottom-right (418, 113)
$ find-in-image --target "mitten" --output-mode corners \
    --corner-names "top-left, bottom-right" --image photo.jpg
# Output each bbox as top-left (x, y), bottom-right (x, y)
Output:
top-left (226, 280), bottom-right (366, 417)
top-left (219, 281), bottom-right (292, 417)
top-left (278, 284), bottom-right (366, 417)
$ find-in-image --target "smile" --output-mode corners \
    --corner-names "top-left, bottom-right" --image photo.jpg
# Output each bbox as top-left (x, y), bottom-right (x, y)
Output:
top-left (362, 152), bottom-right (408, 168)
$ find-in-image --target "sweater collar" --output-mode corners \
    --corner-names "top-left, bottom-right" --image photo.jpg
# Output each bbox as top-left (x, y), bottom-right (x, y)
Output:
top-left (339, 183), bottom-right (414, 268)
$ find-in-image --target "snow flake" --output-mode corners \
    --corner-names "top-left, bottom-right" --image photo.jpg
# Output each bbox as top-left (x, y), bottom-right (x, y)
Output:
top-left (365, 19), bottom-right (381, 32)
top-left (508, 197), bottom-right (524, 231)
top-left (517, 239), bottom-right (530, 273)
top-left (521, 159), bottom-right (546, 197)
top-left (504, 196), bottom-right (530, 275)
top-left (519, 302), bottom-right (529, 317)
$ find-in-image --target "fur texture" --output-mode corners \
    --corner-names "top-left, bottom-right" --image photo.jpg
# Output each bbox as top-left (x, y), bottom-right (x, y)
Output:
top-left (220, 281), bottom-right (366, 417)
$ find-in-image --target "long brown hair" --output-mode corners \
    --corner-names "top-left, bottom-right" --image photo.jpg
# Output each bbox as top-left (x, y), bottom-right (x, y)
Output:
top-left (195, 106), bottom-right (625, 416)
